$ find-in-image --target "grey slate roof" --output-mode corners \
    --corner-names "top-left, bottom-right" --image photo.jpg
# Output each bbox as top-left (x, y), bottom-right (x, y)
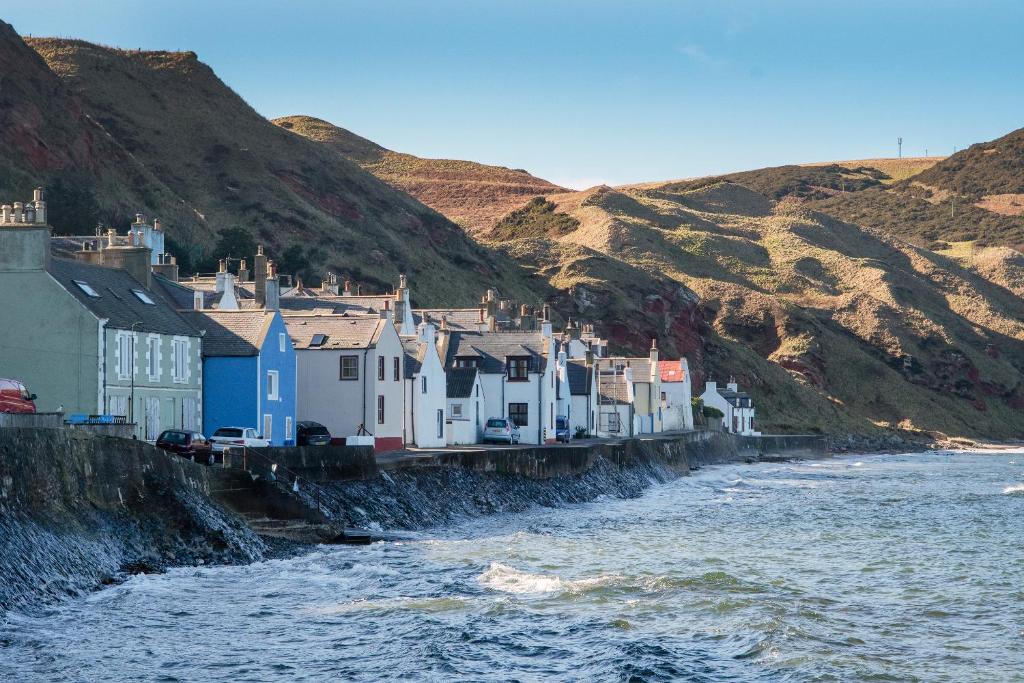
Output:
top-left (49, 258), bottom-right (200, 337)
top-left (184, 310), bottom-right (276, 357)
top-left (402, 338), bottom-right (426, 376)
top-left (284, 315), bottom-right (383, 350)
top-left (444, 331), bottom-right (548, 373)
top-left (413, 308), bottom-right (513, 331)
top-left (447, 367), bottom-right (478, 398)
top-left (566, 359), bottom-right (593, 396)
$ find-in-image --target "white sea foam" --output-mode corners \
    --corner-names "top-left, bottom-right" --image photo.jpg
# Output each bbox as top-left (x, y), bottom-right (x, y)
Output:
top-left (478, 562), bottom-right (617, 595)
top-left (1002, 483), bottom-right (1024, 495)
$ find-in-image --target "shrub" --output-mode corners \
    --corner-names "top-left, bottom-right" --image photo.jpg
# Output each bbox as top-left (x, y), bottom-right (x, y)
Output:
top-left (574, 426), bottom-right (588, 440)
top-left (702, 405), bottom-right (725, 420)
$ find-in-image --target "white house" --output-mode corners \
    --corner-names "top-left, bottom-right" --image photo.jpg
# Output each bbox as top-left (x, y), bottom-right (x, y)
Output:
top-left (401, 322), bottom-right (447, 448)
top-left (445, 367), bottom-right (485, 445)
top-left (701, 380), bottom-right (757, 435)
top-left (659, 358), bottom-right (694, 432)
top-left (286, 313), bottom-right (406, 452)
top-left (565, 357), bottom-right (597, 436)
top-left (440, 324), bottom-right (558, 445)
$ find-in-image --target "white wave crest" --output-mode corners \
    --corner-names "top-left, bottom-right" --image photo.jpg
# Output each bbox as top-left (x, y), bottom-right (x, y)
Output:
top-left (1002, 483), bottom-right (1024, 495)
top-left (478, 562), bottom-right (617, 595)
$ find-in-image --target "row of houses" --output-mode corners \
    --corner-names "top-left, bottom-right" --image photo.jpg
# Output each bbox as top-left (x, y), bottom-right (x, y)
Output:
top-left (0, 191), bottom-right (756, 450)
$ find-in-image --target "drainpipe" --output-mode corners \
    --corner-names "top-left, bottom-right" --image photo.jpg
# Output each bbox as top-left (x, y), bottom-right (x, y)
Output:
top-left (410, 376), bottom-right (416, 446)
top-left (99, 318), bottom-right (109, 414)
top-left (362, 350), bottom-right (369, 434)
top-left (537, 367), bottom-right (542, 444)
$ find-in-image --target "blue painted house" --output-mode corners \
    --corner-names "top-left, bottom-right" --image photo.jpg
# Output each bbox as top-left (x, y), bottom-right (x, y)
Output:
top-left (187, 309), bottom-right (297, 445)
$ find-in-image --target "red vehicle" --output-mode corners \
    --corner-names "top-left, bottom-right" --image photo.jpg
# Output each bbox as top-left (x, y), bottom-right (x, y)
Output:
top-left (0, 379), bottom-right (37, 414)
top-left (155, 429), bottom-right (215, 464)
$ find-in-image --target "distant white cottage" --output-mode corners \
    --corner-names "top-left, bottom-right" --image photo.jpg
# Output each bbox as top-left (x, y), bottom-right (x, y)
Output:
top-left (701, 380), bottom-right (757, 435)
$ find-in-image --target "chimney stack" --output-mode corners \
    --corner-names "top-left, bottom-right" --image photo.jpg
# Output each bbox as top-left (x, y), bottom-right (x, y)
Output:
top-left (100, 230), bottom-right (152, 289)
top-left (254, 244), bottom-right (267, 308)
top-left (237, 258), bottom-right (249, 283)
top-left (32, 187), bottom-right (46, 225)
top-left (215, 259), bottom-right (228, 293)
top-left (265, 259), bottom-right (280, 310)
top-left (151, 252), bottom-right (179, 282)
top-left (650, 338), bottom-right (659, 367)
top-left (343, 278), bottom-right (352, 296)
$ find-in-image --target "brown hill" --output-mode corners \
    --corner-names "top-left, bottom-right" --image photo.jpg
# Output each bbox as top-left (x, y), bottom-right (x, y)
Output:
top-left (0, 21), bottom-right (198, 236)
top-left (913, 127), bottom-right (1024, 198)
top-left (487, 179), bottom-right (1024, 438)
top-left (23, 37), bottom-right (548, 306)
top-left (273, 115), bottom-right (565, 234)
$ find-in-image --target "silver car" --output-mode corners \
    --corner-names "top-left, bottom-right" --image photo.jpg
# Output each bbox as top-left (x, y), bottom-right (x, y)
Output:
top-left (483, 417), bottom-right (520, 444)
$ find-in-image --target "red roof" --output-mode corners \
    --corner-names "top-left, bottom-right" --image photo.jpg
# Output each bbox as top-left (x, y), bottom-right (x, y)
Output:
top-left (658, 360), bottom-right (687, 383)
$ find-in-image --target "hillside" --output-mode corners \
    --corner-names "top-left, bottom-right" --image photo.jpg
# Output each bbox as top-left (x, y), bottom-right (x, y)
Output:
top-left (0, 21), bottom-right (199, 236)
top-left (484, 178), bottom-right (1024, 439)
top-left (25, 37), bottom-right (544, 305)
top-left (273, 115), bottom-right (565, 234)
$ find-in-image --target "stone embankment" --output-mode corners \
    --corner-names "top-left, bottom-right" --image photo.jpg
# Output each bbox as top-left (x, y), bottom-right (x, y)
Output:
top-left (0, 427), bottom-right (827, 613)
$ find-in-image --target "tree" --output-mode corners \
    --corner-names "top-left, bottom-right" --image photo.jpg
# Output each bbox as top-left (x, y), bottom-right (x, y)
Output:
top-left (44, 173), bottom-right (101, 235)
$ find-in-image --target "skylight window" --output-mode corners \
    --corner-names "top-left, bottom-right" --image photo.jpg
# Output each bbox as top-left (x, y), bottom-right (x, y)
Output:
top-left (132, 289), bottom-right (155, 305)
top-left (310, 333), bottom-right (328, 347)
top-left (73, 280), bottom-right (100, 298)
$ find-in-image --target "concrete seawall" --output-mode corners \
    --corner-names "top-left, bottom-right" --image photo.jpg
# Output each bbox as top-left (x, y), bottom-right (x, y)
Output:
top-left (0, 427), bottom-right (827, 612)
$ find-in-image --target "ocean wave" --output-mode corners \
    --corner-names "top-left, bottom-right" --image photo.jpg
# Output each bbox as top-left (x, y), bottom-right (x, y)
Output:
top-left (478, 562), bottom-right (619, 595)
top-left (1002, 483), bottom-right (1024, 495)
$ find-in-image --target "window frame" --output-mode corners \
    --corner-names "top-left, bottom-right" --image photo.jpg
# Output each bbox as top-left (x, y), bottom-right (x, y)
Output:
top-left (394, 356), bottom-right (400, 382)
top-left (508, 402), bottom-right (529, 427)
top-left (378, 356), bottom-right (385, 381)
top-left (267, 369), bottom-right (279, 401)
top-left (421, 376), bottom-right (428, 394)
top-left (279, 332), bottom-right (287, 353)
top-left (377, 394), bottom-right (385, 424)
top-left (507, 357), bottom-right (530, 382)
top-left (339, 355), bottom-right (359, 381)
top-left (147, 335), bottom-right (160, 382)
top-left (451, 403), bottom-right (463, 418)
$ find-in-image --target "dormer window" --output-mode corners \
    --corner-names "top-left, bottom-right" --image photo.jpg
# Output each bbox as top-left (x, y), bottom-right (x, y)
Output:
top-left (132, 289), bottom-right (155, 305)
top-left (507, 357), bottom-right (529, 381)
top-left (74, 280), bottom-right (100, 298)
top-left (456, 357), bottom-right (478, 369)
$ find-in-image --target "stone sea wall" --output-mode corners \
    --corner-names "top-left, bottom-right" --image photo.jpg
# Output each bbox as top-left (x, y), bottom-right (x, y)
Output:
top-left (0, 427), bottom-right (827, 614)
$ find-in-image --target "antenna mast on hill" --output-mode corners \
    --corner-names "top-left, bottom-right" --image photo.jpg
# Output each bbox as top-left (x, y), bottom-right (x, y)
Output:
top-left (897, 137), bottom-right (903, 159)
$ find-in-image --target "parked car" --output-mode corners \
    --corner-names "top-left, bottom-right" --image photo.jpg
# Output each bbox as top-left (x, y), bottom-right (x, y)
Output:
top-left (155, 429), bottom-right (214, 462)
top-left (555, 416), bottom-right (571, 443)
top-left (209, 427), bottom-right (269, 452)
top-left (484, 417), bottom-right (520, 445)
top-left (297, 421), bottom-right (332, 446)
top-left (0, 379), bottom-right (36, 414)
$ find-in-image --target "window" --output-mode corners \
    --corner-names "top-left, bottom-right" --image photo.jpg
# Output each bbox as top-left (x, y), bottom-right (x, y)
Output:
top-left (339, 355), bottom-right (359, 380)
top-left (279, 333), bottom-right (287, 353)
top-left (377, 395), bottom-right (385, 424)
top-left (660, 391), bottom-right (667, 405)
top-left (310, 334), bottom-right (327, 347)
top-left (267, 370), bottom-right (279, 400)
top-left (475, 384), bottom-right (480, 397)
top-left (132, 289), bottom-right (155, 305)
top-left (507, 358), bottom-right (529, 381)
top-left (74, 280), bottom-right (100, 297)
top-left (508, 402), bottom-right (529, 427)
top-left (116, 332), bottom-right (133, 379)
top-left (421, 376), bottom-right (427, 394)
top-left (147, 336), bottom-right (160, 381)
top-left (394, 357), bottom-right (400, 381)
top-left (285, 416), bottom-right (293, 441)
top-left (437, 409), bottom-right (444, 439)
top-left (263, 414), bottom-right (273, 441)
top-left (172, 338), bottom-right (188, 383)
top-left (456, 357), bottom-right (478, 369)
top-left (451, 403), bottom-right (463, 418)
top-left (378, 356), bottom-right (385, 381)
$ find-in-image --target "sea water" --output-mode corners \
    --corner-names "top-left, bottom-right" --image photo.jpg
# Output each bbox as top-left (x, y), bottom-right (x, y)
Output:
top-left (2, 451), bottom-right (1022, 681)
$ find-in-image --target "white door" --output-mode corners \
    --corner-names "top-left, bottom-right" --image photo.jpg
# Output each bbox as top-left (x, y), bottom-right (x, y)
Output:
top-left (263, 414), bottom-right (273, 443)
top-left (144, 397), bottom-right (160, 440)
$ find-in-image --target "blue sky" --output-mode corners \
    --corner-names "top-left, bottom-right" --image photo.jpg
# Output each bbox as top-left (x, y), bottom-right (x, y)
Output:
top-left (8, 1), bottom-right (1024, 188)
